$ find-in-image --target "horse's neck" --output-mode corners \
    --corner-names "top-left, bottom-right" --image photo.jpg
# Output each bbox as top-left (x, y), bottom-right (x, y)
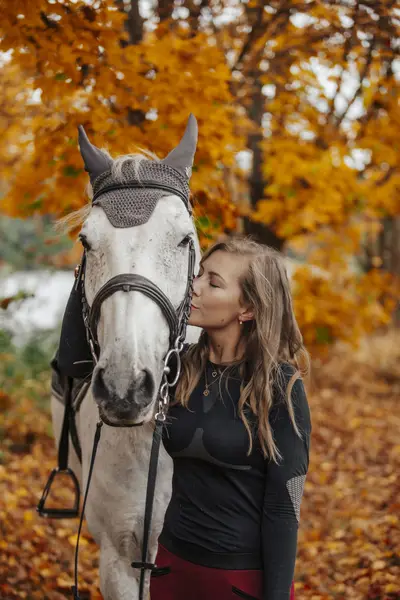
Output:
top-left (185, 325), bottom-right (201, 344)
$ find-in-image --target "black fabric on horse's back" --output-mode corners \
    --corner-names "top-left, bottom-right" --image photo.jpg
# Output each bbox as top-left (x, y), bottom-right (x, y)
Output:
top-left (56, 280), bottom-right (94, 379)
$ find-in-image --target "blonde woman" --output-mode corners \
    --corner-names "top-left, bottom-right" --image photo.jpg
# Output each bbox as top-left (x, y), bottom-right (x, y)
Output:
top-left (150, 237), bottom-right (312, 600)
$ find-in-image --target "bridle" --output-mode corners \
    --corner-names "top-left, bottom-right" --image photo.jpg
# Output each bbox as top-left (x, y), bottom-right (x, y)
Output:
top-left (77, 232), bottom-right (195, 426)
top-left (38, 180), bottom-right (197, 600)
top-left (82, 178), bottom-right (196, 380)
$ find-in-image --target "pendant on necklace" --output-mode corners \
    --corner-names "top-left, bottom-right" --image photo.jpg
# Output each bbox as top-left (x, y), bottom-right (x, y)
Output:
top-left (212, 370), bottom-right (218, 377)
top-left (203, 389), bottom-right (210, 396)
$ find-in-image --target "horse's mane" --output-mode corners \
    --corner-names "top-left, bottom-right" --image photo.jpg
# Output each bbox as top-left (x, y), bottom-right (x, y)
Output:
top-left (56, 147), bottom-right (159, 234)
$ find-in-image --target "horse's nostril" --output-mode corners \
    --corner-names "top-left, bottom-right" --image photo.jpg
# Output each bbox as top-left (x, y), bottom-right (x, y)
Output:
top-left (97, 368), bottom-right (105, 385)
top-left (92, 366), bottom-right (155, 406)
top-left (135, 369), bottom-right (154, 398)
top-left (92, 367), bottom-right (108, 400)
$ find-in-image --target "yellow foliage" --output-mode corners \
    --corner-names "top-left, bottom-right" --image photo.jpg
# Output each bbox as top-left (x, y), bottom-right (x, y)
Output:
top-left (292, 265), bottom-right (399, 355)
top-left (0, 0), bottom-right (399, 356)
top-left (0, 4), bottom-right (247, 232)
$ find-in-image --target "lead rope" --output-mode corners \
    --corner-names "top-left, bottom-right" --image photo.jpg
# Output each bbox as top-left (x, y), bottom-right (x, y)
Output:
top-left (131, 417), bottom-right (164, 599)
top-left (71, 420), bottom-right (103, 600)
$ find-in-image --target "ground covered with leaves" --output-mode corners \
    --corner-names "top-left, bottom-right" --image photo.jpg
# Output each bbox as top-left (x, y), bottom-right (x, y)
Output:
top-left (1, 331), bottom-right (399, 600)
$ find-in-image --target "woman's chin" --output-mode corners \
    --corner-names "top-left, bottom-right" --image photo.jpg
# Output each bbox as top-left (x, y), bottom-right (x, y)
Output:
top-left (188, 315), bottom-right (202, 328)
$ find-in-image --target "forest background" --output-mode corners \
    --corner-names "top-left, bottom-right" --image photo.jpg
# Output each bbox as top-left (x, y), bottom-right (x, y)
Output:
top-left (0, 1), bottom-right (399, 598)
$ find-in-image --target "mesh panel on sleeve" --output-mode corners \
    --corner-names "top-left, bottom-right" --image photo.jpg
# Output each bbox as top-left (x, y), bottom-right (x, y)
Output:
top-left (286, 474), bottom-right (306, 522)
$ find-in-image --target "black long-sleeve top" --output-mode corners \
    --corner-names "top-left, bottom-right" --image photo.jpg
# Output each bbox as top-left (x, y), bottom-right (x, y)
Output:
top-left (159, 350), bottom-right (312, 600)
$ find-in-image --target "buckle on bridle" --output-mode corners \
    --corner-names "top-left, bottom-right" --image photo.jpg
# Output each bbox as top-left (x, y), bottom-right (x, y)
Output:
top-left (37, 467), bottom-right (80, 519)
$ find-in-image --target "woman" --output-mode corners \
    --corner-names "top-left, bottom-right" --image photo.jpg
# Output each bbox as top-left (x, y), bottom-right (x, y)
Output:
top-left (150, 237), bottom-right (312, 600)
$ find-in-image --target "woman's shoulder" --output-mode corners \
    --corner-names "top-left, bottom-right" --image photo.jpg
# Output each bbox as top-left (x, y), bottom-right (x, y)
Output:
top-left (273, 362), bottom-right (309, 422)
top-left (277, 360), bottom-right (296, 375)
top-left (274, 361), bottom-right (302, 387)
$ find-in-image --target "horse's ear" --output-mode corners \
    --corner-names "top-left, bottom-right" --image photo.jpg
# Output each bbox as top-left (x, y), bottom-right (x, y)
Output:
top-left (161, 113), bottom-right (198, 179)
top-left (78, 125), bottom-right (113, 183)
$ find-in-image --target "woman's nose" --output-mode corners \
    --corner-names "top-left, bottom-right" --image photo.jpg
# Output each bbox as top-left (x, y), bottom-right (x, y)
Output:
top-left (192, 277), bottom-right (201, 296)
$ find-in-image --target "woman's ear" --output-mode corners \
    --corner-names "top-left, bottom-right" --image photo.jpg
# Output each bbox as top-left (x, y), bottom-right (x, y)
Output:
top-left (239, 308), bottom-right (254, 323)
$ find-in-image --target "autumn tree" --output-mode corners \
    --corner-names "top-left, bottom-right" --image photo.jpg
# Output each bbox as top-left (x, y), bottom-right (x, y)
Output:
top-left (0, 0), bottom-right (399, 353)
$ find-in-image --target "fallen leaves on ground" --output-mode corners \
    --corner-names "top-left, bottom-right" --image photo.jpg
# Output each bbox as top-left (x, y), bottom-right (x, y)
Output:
top-left (0, 330), bottom-right (399, 599)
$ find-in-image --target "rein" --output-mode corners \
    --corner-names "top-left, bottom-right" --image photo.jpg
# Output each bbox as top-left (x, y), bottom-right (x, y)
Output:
top-left (37, 180), bottom-right (196, 600)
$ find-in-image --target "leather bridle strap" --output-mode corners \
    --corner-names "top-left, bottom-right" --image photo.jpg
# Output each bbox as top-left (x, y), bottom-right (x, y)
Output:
top-left (131, 417), bottom-right (164, 596)
top-left (88, 274), bottom-right (179, 352)
top-left (72, 421), bottom-right (103, 600)
top-left (37, 377), bottom-right (80, 519)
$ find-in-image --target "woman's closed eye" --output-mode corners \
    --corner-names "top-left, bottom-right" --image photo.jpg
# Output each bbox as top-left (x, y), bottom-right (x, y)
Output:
top-left (195, 270), bottom-right (219, 288)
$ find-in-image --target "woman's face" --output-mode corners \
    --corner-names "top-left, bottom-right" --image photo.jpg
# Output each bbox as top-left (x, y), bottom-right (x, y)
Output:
top-left (188, 250), bottom-right (250, 330)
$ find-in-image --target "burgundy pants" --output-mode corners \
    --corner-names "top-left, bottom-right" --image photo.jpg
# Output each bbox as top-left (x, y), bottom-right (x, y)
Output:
top-left (150, 543), bottom-right (296, 600)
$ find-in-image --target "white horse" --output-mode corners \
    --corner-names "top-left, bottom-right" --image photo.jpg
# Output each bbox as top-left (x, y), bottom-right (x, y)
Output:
top-left (51, 115), bottom-right (201, 599)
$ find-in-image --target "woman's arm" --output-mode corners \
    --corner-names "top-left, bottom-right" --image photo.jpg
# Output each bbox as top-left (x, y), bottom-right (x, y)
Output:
top-left (262, 373), bottom-right (312, 600)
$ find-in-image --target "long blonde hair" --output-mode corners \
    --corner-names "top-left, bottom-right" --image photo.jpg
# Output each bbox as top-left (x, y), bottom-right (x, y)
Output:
top-left (174, 237), bottom-right (310, 464)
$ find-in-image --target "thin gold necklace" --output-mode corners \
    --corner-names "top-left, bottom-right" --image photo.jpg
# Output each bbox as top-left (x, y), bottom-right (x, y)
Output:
top-left (203, 364), bottom-right (223, 396)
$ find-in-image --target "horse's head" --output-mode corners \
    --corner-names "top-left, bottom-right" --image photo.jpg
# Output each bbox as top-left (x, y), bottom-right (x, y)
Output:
top-left (77, 115), bottom-right (200, 426)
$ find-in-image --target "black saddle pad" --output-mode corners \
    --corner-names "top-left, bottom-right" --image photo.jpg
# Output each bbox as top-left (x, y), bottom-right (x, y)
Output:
top-left (56, 279), bottom-right (94, 379)
top-left (51, 356), bottom-right (90, 410)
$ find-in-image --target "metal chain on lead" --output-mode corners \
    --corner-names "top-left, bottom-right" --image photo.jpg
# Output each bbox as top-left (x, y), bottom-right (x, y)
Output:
top-left (155, 336), bottom-right (182, 421)
top-left (155, 239), bottom-right (195, 422)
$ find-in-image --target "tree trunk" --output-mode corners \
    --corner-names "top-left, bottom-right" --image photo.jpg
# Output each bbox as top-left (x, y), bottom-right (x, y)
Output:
top-left (157, 0), bottom-right (175, 22)
top-left (243, 76), bottom-right (284, 251)
top-left (126, 0), bottom-right (144, 44)
top-left (115, 2), bottom-right (145, 126)
top-left (115, 1), bottom-right (143, 45)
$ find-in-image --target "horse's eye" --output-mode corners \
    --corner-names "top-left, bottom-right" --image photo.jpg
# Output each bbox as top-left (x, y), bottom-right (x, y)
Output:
top-left (79, 234), bottom-right (91, 251)
top-left (179, 234), bottom-right (193, 248)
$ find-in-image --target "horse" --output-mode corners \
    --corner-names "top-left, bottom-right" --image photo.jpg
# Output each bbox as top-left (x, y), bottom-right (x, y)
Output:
top-left (49, 114), bottom-right (201, 599)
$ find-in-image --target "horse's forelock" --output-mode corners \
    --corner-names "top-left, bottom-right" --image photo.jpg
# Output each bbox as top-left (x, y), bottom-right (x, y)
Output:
top-left (111, 150), bottom-right (160, 182)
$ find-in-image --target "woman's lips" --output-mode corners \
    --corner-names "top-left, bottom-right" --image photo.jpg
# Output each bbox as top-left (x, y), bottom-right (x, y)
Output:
top-left (191, 304), bottom-right (199, 310)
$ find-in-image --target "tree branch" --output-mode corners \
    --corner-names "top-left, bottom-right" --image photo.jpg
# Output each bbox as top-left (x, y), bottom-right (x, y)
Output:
top-left (326, 0), bottom-right (360, 123)
top-left (184, 0), bottom-right (209, 32)
top-left (356, 54), bottom-right (397, 140)
top-left (40, 11), bottom-right (59, 29)
top-left (232, 0), bottom-right (266, 71)
top-left (335, 35), bottom-right (376, 127)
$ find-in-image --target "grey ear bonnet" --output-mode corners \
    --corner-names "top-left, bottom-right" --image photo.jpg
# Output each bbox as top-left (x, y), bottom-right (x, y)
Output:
top-left (91, 161), bottom-right (191, 228)
top-left (78, 114), bottom-right (198, 228)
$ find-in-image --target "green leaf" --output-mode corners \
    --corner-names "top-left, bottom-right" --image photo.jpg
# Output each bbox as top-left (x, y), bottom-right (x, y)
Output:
top-left (196, 216), bottom-right (211, 228)
top-left (315, 326), bottom-right (333, 345)
top-left (29, 197), bottom-right (43, 210)
top-left (63, 165), bottom-right (82, 178)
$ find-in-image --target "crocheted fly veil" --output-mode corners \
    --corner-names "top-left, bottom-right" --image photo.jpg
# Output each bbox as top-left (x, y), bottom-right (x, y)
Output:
top-left (56, 115), bottom-right (198, 379)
